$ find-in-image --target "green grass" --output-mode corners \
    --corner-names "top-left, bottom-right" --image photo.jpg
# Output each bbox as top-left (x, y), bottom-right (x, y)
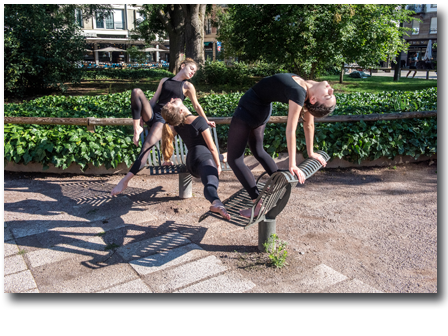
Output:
top-left (319, 74), bottom-right (437, 94)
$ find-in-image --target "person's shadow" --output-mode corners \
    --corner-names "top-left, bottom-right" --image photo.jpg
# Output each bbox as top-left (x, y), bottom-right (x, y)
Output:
top-left (4, 175), bottom-right (256, 272)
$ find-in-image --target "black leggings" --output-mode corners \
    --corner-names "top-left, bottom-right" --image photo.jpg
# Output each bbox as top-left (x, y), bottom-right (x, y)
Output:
top-left (129, 88), bottom-right (163, 175)
top-left (190, 158), bottom-right (220, 204)
top-left (227, 116), bottom-right (278, 200)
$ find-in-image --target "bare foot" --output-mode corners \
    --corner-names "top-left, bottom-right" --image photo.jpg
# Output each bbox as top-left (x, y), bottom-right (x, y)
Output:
top-left (221, 152), bottom-right (227, 163)
top-left (210, 201), bottom-right (231, 220)
top-left (110, 179), bottom-right (128, 196)
top-left (239, 199), bottom-right (263, 218)
top-left (162, 161), bottom-right (173, 166)
top-left (133, 125), bottom-right (144, 146)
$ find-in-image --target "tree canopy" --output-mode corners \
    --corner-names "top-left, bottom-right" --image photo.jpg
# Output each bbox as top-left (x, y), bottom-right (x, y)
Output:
top-left (4, 4), bottom-right (112, 97)
top-left (217, 4), bottom-right (414, 79)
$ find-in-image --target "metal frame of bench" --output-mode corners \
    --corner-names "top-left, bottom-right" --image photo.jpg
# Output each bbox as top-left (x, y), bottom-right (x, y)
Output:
top-left (199, 150), bottom-right (330, 251)
top-left (140, 124), bottom-right (231, 198)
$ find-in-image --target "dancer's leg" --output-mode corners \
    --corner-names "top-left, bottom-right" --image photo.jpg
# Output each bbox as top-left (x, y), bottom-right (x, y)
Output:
top-left (131, 88), bottom-right (154, 146)
top-left (111, 121), bottom-right (164, 196)
top-left (248, 123), bottom-right (278, 176)
top-left (193, 158), bottom-right (230, 220)
top-left (227, 117), bottom-right (259, 200)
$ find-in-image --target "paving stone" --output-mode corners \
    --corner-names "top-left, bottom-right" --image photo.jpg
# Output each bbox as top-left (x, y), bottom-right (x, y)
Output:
top-left (7, 217), bottom-right (90, 239)
top-left (4, 254), bottom-right (28, 275)
top-left (175, 271), bottom-right (256, 293)
top-left (39, 263), bottom-right (138, 293)
top-left (4, 240), bottom-right (19, 257)
top-left (325, 278), bottom-right (383, 293)
top-left (4, 270), bottom-right (37, 293)
top-left (25, 236), bottom-right (109, 268)
top-left (295, 264), bottom-right (348, 293)
top-left (145, 255), bottom-right (227, 293)
top-left (129, 243), bottom-right (208, 275)
top-left (97, 279), bottom-right (153, 293)
top-left (4, 227), bottom-right (13, 241)
top-left (117, 232), bottom-right (190, 262)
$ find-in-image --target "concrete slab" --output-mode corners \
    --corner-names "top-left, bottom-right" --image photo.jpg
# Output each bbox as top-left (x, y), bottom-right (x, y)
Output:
top-left (38, 263), bottom-right (138, 293)
top-left (325, 278), bottom-right (383, 293)
top-left (4, 255), bottom-right (28, 275)
top-left (97, 279), bottom-right (153, 293)
top-left (21, 288), bottom-right (40, 293)
top-left (175, 271), bottom-right (256, 293)
top-left (116, 232), bottom-right (191, 262)
top-left (25, 236), bottom-right (109, 268)
top-left (7, 217), bottom-right (90, 239)
top-left (129, 243), bottom-right (208, 275)
top-left (145, 255), bottom-right (228, 293)
top-left (4, 270), bottom-right (37, 293)
top-left (4, 240), bottom-right (19, 257)
top-left (295, 264), bottom-right (348, 293)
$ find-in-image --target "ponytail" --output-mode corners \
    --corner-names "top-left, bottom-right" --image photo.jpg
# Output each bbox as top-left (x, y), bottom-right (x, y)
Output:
top-left (162, 123), bottom-right (175, 162)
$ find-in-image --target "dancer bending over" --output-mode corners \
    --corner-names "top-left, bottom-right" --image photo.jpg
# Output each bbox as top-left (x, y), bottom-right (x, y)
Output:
top-left (111, 58), bottom-right (215, 196)
top-left (161, 98), bottom-right (230, 220)
top-left (226, 73), bottom-right (336, 217)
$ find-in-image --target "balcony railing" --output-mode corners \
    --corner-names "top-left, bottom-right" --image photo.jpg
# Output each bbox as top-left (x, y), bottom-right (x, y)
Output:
top-left (407, 4), bottom-right (426, 13)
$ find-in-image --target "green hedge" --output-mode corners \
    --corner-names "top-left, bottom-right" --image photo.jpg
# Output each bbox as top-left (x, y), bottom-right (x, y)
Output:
top-left (80, 68), bottom-right (173, 81)
top-left (4, 88), bottom-right (437, 170)
top-left (191, 61), bottom-right (289, 86)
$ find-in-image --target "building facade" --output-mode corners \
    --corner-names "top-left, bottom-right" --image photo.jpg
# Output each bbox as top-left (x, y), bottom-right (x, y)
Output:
top-left (401, 4), bottom-right (437, 66)
top-left (78, 4), bottom-right (169, 64)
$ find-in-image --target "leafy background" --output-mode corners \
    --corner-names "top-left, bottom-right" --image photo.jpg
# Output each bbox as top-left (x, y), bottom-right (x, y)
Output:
top-left (4, 87), bottom-right (437, 170)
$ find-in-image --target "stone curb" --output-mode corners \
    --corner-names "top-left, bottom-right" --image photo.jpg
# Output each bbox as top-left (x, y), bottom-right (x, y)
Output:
top-left (4, 153), bottom-right (436, 175)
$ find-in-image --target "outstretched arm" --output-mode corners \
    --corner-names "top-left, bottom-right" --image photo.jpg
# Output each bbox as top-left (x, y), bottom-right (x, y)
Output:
top-left (286, 101), bottom-right (305, 183)
top-left (149, 77), bottom-right (169, 109)
top-left (185, 82), bottom-right (216, 128)
top-left (302, 110), bottom-right (327, 167)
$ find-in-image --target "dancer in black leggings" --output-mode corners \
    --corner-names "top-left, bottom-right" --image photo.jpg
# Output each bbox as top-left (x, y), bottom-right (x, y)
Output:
top-left (161, 98), bottom-right (230, 220)
top-left (227, 73), bottom-right (337, 217)
top-left (111, 58), bottom-right (215, 196)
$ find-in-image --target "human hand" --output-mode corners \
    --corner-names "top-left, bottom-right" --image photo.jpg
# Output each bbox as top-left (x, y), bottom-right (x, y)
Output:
top-left (309, 152), bottom-right (327, 167)
top-left (207, 121), bottom-right (216, 128)
top-left (290, 165), bottom-right (305, 184)
top-left (217, 164), bottom-right (222, 176)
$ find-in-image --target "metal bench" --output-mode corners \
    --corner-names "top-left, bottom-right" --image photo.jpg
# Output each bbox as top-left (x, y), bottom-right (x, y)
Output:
top-left (199, 150), bottom-right (330, 251)
top-left (140, 125), bottom-right (230, 198)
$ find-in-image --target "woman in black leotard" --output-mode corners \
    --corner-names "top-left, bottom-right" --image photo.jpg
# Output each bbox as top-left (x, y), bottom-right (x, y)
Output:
top-left (160, 98), bottom-right (230, 220)
top-left (227, 73), bottom-right (336, 217)
top-left (111, 58), bottom-right (215, 196)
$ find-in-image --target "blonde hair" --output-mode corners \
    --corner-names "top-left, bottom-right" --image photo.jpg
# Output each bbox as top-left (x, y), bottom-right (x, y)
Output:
top-left (178, 57), bottom-right (198, 73)
top-left (161, 104), bottom-right (187, 162)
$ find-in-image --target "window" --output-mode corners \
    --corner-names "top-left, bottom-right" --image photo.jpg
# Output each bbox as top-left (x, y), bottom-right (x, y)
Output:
top-left (75, 9), bottom-right (83, 28)
top-left (96, 10), bottom-right (124, 30)
top-left (205, 19), bottom-right (212, 35)
top-left (430, 17), bottom-right (437, 34)
top-left (412, 20), bottom-right (419, 35)
top-left (430, 5), bottom-right (437, 8)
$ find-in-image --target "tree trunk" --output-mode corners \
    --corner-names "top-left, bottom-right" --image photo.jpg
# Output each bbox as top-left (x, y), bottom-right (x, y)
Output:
top-left (182, 4), bottom-right (206, 65)
top-left (340, 61), bottom-right (345, 83)
top-left (156, 5), bottom-right (184, 74)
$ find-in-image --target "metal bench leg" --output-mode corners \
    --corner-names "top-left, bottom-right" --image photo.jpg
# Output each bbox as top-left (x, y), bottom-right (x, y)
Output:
top-left (179, 172), bottom-right (193, 199)
top-left (258, 219), bottom-right (276, 252)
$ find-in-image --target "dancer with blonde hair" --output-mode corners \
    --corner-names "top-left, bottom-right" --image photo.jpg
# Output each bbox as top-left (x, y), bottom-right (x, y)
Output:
top-left (161, 98), bottom-right (230, 220)
top-left (111, 58), bottom-right (215, 196)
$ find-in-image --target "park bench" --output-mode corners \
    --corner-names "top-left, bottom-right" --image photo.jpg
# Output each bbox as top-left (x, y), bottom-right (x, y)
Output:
top-left (199, 150), bottom-right (330, 251)
top-left (140, 125), bottom-right (231, 198)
